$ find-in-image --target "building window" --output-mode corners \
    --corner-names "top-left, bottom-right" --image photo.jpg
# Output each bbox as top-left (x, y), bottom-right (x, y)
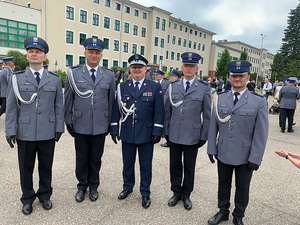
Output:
top-left (66, 54), bottom-right (73, 67)
top-left (167, 34), bottom-right (170, 43)
top-left (161, 38), bottom-right (164, 48)
top-left (134, 9), bottom-right (139, 17)
top-left (80, 10), bottom-right (87, 23)
top-left (173, 23), bottom-right (177, 29)
top-left (133, 25), bottom-right (138, 36)
top-left (103, 59), bottom-right (108, 67)
top-left (195, 30), bottom-right (197, 36)
top-left (169, 21), bottom-right (171, 27)
top-left (153, 55), bottom-right (157, 64)
top-left (115, 2), bottom-right (121, 10)
top-left (201, 58), bottom-right (204, 64)
top-left (188, 40), bottom-right (192, 48)
top-left (93, 0), bottom-right (99, 3)
top-left (103, 38), bottom-right (109, 49)
top-left (122, 61), bottom-right (128, 68)
top-left (154, 37), bottom-right (159, 47)
top-left (141, 27), bottom-right (146, 37)
top-left (142, 12), bottom-right (147, 19)
top-left (155, 17), bottom-right (160, 29)
top-left (104, 17), bottom-right (110, 29)
top-left (202, 44), bottom-right (205, 51)
top-left (92, 13), bottom-right (99, 26)
top-left (79, 33), bottom-right (86, 45)
top-left (66, 30), bottom-right (73, 44)
top-left (104, 0), bottom-right (110, 7)
top-left (171, 52), bottom-right (175, 60)
top-left (199, 32), bottom-right (202, 37)
top-left (162, 19), bottom-right (166, 31)
top-left (132, 44), bottom-right (137, 54)
top-left (179, 25), bottom-right (183, 31)
top-left (123, 42), bottom-right (128, 53)
top-left (140, 45), bottom-right (145, 55)
top-left (198, 43), bottom-right (201, 50)
top-left (114, 19), bottom-right (120, 31)
top-left (178, 37), bottom-right (181, 46)
top-left (204, 33), bottom-right (206, 38)
top-left (166, 51), bottom-right (169, 59)
top-left (190, 29), bottom-right (193, 34)
top-left (114, 40), bottom-right (119, 51)
top-left (193, 41), bottom-right (196, 49)
top-left (177, 53), bottom-right (180, 61)
top-left (125, 6), bottom-right (130, 14)
top-left (185, 27), bottom-right (188, 32)
top-left (79, 56), bottom-right (85, 65)
top-left (124, 22), bottom-right (129, 34)
top-left (172, 36), bottom-right (176, 45)
top-left (66, 6), bottom-right (74, 20)
top-left (183, 39), bottom-right (187, 47)
top-left (160, 55), bottom-right (163, 62)
top-left (92, 35), bottom-right (98, 39)
top-left (200, 70), bottom-right (202, 77)
top-left (113, 60), bottom-right (118, 67)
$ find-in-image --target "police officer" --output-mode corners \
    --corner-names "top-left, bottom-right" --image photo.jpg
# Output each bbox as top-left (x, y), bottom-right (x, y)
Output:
top-left (207, 60), bottom-right (269, 225)
top-left (164, 52), bottom-right (211, 210)
top-left (123, 69), bottom-right (130, 81)
top-left (279, 77), bottom-right (300, 133)
top-left (64, 37), bottom-right (115, 203)
top-left (43, 64), bottom-right (49, 71)
top-left (5, 37), bottom-right (64, 215)
top-left (217, 76), bottom-right (224, 93)
top-left (155, 69), bottom-right (170, 95)
top-left (110, 54), bottom-right (164, 209)
top-left (0, 56), bottom-right (15, 116)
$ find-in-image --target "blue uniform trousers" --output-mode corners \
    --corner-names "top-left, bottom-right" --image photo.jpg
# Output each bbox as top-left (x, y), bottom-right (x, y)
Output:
top-left (122, 141), bottom-right (153, 197)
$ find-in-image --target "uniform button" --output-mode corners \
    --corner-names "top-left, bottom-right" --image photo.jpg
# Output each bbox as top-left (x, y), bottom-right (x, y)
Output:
top-left (230, 128), bottom-right (233, 130)
top-left (183, 104), bottom-right (185, 107)
top-left (182, 111), bottom-right (185, 114)
top-left (232, 112), bottom-right (235, 115)
top-left (135, 114), bottom-right (137, 116)
top-left (135, 100), bottom-right (137, 103)
top-left (181, 118), bottom-right (184, 121)
top-left (230, 135), bottom-right (233, 138)
top-left (231, 120), bottom-right (234, 123)
top-left (135, 120), bottom-right (137, 122)
top-left (184, 97), bottom-right (186, 100)
top-left (39, 105), bottom-right (41, 107)
top-left (38, 112), bottom-right (41, 115)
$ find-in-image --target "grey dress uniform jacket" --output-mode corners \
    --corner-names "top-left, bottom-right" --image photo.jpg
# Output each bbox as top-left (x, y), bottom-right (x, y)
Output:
top-left (5, 69), bottom-right (64, 141)
top-left (160, 79), bottom-right (170, 96)
top-left (64, 65), bottom-right (115, 135)
top-left (164, 79), bottom-right (211, 145)
top-left (279, 84), bottom-right (300, 109)
top-left (207, 90), bottom-right (269, 166)
top-left (0, 66), bottom-right (13, 97)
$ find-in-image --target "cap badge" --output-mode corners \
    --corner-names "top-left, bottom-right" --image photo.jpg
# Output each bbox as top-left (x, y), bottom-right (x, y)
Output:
top-left (33, 37), bottom-right (38, 42)
top-left (93, 38), bottom-right (97, 43)
top-left (188, 53), bottom-right (192, 57)
top-left (236, 61), bottom-right (241, 66)
top-left (135, 54), bottom-right (139, 59)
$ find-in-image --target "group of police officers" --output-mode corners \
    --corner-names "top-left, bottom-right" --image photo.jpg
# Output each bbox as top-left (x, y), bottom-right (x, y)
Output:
top-left (0, 36), bottom-right (270, 225)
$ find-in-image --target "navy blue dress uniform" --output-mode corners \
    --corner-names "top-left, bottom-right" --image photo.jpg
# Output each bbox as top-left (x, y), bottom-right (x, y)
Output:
top-left (164, 52), bottom-right (211, 210)
top-left (0, 57), bottom-right (14, 116)
top-left (207, 60), bottom-right (269, 225)
top-left (279, 77), bottom-right (300, 133)
top-left (64, 38), bottom-right (115, 202)
top-left (110, 54), bottom-right (164, 208)
top-left (5, 37), bottom-right (64, 215)
top-left (156, 69), bottom-right (170, 95)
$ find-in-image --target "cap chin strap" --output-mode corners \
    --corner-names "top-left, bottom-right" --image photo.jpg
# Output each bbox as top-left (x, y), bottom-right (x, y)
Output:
top-left (117, 83), bottom-right (136, 123)
top-left (213, 93), bottom-right (231, 123)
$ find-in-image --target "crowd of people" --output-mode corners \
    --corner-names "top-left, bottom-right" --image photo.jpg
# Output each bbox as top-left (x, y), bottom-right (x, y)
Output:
top-left (0, 36), bottom-right (299, 225)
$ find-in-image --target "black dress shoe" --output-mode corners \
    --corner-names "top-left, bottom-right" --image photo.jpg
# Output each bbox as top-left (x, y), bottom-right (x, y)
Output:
top-left (183, 196), bottom-right (192, 210)
top-left (118, 189), bottom-right (133, 200)
top-left (75, 190), bottom-right (86, 202)
top-left (89, 189), bottom-right (98, 201)
top-left (208, 212), bottom-right (229, 225)
top-left (142, 196), bottom-right (151, 208)
top-left (281, 129), bottom-right (285, 133)
top-left (293, 123), bottom-right (296, 126)
top-left (168, 195), bottom-right (181, 207)
top-left (160, 143), bottom-right (169, 147)
top-left (288, 129), bottom-right (294, 133)
top-left (233, 217), bottom-right (244, 225)
top-left (22, 204), bottom-right (33, 215)
top-left (40, 199), bottom-right (52, 210)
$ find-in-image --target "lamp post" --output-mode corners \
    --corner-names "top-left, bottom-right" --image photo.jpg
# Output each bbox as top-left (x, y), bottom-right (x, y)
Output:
top-left (256, 34), bottom-right (266, 85)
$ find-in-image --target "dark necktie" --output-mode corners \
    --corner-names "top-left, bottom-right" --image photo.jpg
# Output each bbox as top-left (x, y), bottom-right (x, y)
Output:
top-left (34, 72), bottom-right (40, 84)
top-left (135, 81), bottom-right (139, 97)
top-left (185, 81), bottom-right (190, 93)
top-left (233, 92), bottom-right (240, 106)
top-left (90, 69), bottom-right (96, 83)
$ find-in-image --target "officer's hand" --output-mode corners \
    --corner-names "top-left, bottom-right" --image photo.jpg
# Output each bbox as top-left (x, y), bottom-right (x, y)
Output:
top-left (6, 135), bottom-right (16, 148)
top-left (151, 135), bottom-right (161, 144)
top-left (197, 140), bottom-right (206, 148)
top-left (163, 135), bottom-right (169, 142)
top-left (208, 154), bottom-right (217, 163)
top-left (66, 124), bottom-right (75, 137)
top-left (55, 132), bottom-right (63, 142)
top-left (248, 162), bottom-right (259, 171)
top-left (111, 134), bottom-right (120, 144)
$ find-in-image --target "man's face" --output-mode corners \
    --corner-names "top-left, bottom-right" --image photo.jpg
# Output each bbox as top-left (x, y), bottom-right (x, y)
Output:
top-left (169, 75), bottom-right (178, 82)
top-left (84, 49), bottom-right (103, 68)
top-left (229, 74), bottom-right (250, 91)
top-left (4, 61), bottom-right (15, 69)
top-left (26, 48), bottom-right (47, 65)
top-left (155, 74), bottom-right (163, 81)
top-left (130, 66), bottom-right (147, 82)
top-left (265, 78), bottom-right (269, 83)
top-left (145, 71), bottom-right (150, 77)
top-left (181, 64), bottom-right (199, 80)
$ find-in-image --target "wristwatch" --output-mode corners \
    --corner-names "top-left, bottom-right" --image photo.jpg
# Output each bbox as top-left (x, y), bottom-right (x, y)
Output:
top-left (286, 154), bottom-right (290, 159)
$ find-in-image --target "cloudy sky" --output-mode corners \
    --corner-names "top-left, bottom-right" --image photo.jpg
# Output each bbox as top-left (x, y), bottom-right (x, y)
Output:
top-left (132, 0), bottom-right (299, 55)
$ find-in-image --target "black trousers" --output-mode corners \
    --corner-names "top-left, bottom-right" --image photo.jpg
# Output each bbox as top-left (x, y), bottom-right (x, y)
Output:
top-left (217, 160), bottom-right (253, 219)
top-left (74, 133), bottom-right (105, 191)
top-left (17, 139), bottom-right (55, 205)
top-left (280, 108), bottom-right (295, 131)
top-left (169, 142), bottom-right (198, 197)
top-left (0, 97), bottom-right (6, 116)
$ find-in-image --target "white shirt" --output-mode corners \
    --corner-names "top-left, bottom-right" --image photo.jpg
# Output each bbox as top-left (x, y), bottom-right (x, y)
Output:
top-left (183, 78), bottom-right (195, 91)
top-left (86, 64), bottom-right (99, 78)
top-left (132, 77), bottom-right (145, 90)
top-left (30, 67), bottom-right (44, 79)
top-left (231, 88), bottom-right (247, 101)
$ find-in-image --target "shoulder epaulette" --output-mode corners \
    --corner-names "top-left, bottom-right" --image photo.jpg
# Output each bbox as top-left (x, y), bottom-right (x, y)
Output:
top-left (48, 71), bottom-right (59, 77)
top-left (70, 64), bottom-right (82, 69)
top-left (171, 79), bottom-right (180, 83)
top-left (13, 70), bottom-right (25, 75)
top-left (217, 90), bottom-right (229, 95)
top-left (102, 67), bottom-right (113, 72)
top-left (250, 91), bottom-right (264, 98)
top-left (198, 79), bottom-right (209, 86)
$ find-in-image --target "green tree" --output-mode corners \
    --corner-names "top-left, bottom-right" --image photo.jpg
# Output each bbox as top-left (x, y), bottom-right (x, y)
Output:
top-left (270, 53), bottom-right (285, 82)
top-left (239, 49), bottom-right (248, 60)
top-left (216, 48), bottom-right (231, 79)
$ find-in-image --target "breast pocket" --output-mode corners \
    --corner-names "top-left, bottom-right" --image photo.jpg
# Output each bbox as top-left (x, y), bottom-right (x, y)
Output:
top-left (218, 107), bottom-right (230, 119)
top-left (76, 82), bottom-right (88, 92)
top-left (43, 86), bottom-right (56, 100)
top-left (239, 109), bottom-right (256, 124)
top-left (19, 85), bottom-right (36, 101)
top-left (191, 95), bottom-right (202, 110)
top-left (100, 84), bottom-right (110, 97)
top-left (171, 94), bottom-right (181, 104)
